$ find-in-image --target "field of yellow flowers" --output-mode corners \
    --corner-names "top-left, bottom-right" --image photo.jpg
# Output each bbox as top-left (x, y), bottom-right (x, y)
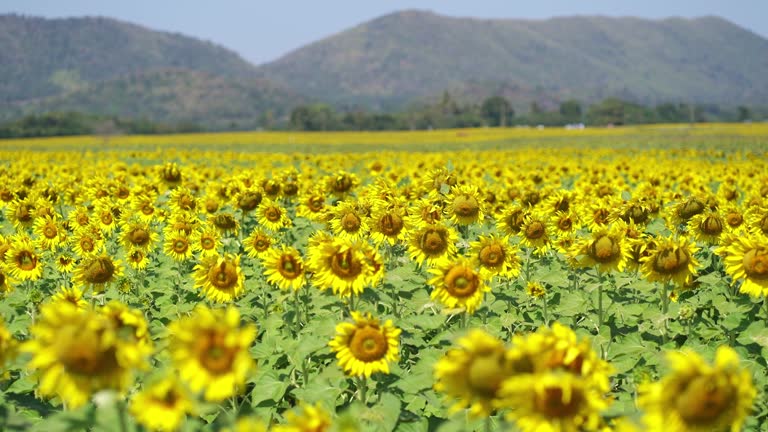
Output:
top-left (1, 124), bottom-right (768, 431)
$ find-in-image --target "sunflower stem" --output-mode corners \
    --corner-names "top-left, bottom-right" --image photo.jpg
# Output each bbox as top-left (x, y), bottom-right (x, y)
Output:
top-left (117, 399), bottom-right (129, 432)
top-left (357, 376), bottom-right (368, 404)
top-left (661, 282), bottom-right (670, 344)
top-left (293, 289), bottom-right (301, 335)
top-left (596, 268), bottom-right (604, 328)
top-left (484, 416), bottom-right (493, 432)
top-left (542, 294), bottom-right (549, 325)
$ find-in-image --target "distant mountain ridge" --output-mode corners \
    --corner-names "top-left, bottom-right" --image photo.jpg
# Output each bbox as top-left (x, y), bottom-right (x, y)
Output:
top-left (1, 11), bottom-right (767, 128)
top-left (256, 10), bottom-right (768, 109)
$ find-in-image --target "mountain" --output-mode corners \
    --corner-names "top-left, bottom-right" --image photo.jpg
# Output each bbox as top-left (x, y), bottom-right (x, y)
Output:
top-left (0, 14), bottom-right (259, 103)
top-left (0, 69), bottom-right (304, 129)
top-left (256, 10), bottom-right (768, 109)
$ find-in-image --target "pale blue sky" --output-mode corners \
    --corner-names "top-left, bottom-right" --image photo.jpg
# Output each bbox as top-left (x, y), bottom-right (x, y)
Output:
top-left (3, 0), bottom-right (767, 65)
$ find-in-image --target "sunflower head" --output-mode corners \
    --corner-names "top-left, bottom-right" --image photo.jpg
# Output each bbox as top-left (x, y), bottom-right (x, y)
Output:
top-left (194, 254), bottom-right (244, 303)
top-left (329, 311), bottom-right (400, 378)
top-left (428, 258), bottom-right (489, 314)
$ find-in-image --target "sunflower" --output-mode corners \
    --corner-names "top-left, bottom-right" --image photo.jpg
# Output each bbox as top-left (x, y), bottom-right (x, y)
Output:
top-left (518, 211), bottom-right (553, 255)
top-left (500, 372), bottom-right (609, 432)
top-left (94, 199), bottom-right (119, 234)
top-left (244, 228), bottom-right (273, 259)
top-left (234, 188), bottom-right (264, 214)
top-left (51, 286), bottom-right (88, 309)
top-left (256, 198), bottom-right (291, 232)
top-left (329, 311), bottom-right (400, 378)
top-left (262, 246), bottom-right (306, 291)
top-left (329, 200), bottom-right (369, 240)
top-left (126, 248), bottom-right (150, 271)
top-left (407, 197), bottom-right (445, 226)
top-left (525, 281), bottom-right (547, 299)
top-left (1, 316), bottom-right (18, 376)
top-left (445, 184), bottom-right (485, 226)
top-left (130, 375), bottom-right (196, 432)
top-left (369, 201), bottom-right (409, 246)
top-left (640, 235), bottom-right (699, 287)
top-left (168, 305), bottom-right (257, 401)
top-left (670, 196), bottom-right (708, 228)
top-left (22, 302), bottom-right (146, 408)
top-left (296, 187), bottom-right (328, 222)
top-left (638, 346), bottom-right (755, 432)
top-left (168, 186), bottom-right (199, 215)
top-left (73, 254), bottom-right (123, 293)
top-left (160, 162), bottom-right (183, 188)
top-left (163, 230), bottom-right (197, 262)
top-left (222, 417), bottom-right (269, 432)
top-left (5, 197), bottom-right (35, 230)
top-left (428, 258), bottom-right (489, 314)
top-left (688, 209), bottom-right (726, 245)
top-left (495, 203), bottom-right (528, 236)
top-left (133, 194), bottom-right (159, 222)
top-left (433, 329), bottom-right (517, 417)
top-left (71, 228), bottom-right (105, 257)
top-left (0, 265), bottom-right (14, 294)
top-left (747, 208), bottom-right (768, 238)
top-left (193, 254), bottom-right (245, 303)
top-left (326, 170), bottom-right (359, 199)
top-left (193, 224), bottom-right (221, 258)
top-left (100, 301), bottom-right (153, 367)
top-left (272, 403), bottom-right (331, 432)
top-left (469, 235), bottom-right (520, 279)
top-left (407, 223), bottom-right (458, 267)
top-left (308, 237), bottom-right (372, 298)
top-left (211, 212), bottom-right (239, 237)
top-left (54, 251), bottom-right (77, 273)
top-left (119, 219), bottom-right (158, 252)
top-left (68, 205), bottom-right (93, 232)
top-left (5, 236), bottom-right (44, 281)
top-left (720, 234), bottom-right (768, 298)
top-left (33, 215), bottom-right (65, 250)
top-left (569, 226), bottom-right (631, 274)
top-left (550, 210), bottom-right (580, 237)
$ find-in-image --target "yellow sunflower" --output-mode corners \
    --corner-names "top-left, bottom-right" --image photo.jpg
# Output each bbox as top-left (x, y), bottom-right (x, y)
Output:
top-left (168, 186), bottom-right (199, 215)
top-left (51, 286), bottom-right (88, 309)
top-left (369, 201), bottom-right (409, 246)
top-left (168, 305), bottom-right (257, 401)
top-left (244, 228), bottom-right (273, 259)
top-left (72, 254), bottom-right (123, 293)
top-left (100, 301), bottom-right (153, 367)
top-left (428, 258), bottom-right (489, 314)
top-left (193, 254), bottom-right (245, 303)
top-left (5, 197), bottom-right (35, 230)
top-left (222, 417), bottom-right (269, 432)
top-left (638, 346), bottom-right (755, 432)
top-left (130, 375), bottom-right (196, 432)
top-left (500, 372), bottom-right (609, 432)
top-left (163, 230), bottom-right (197, 262)
top-left (22, 302), bottom-right (146, 408)
top-left (126, 248), bottom-right (150, 271)
top-left (33, 215), bottom-right (65, 251)
top-left (256, 198), bottom-right (291, 232)
top-left (434, 329), bottom-right (517, 417)
top-left (495, 203), bottom-right (528, 236)
top-left (407, 223), bottom-right (458, 267)
top-left (119, 219), bottom-right (158, 252)
top-left (193, 224), bottom-right (221, 258)
top-left (445, 184), bottom-right (485, 226)
top-left (0, 264), bottom-right (15, 294)
top-left (1, 316), bottom-right (18, 376)
top-left (720, 234), bottom-right (768, 297)
top-left (328, 311), bottom-right (400, 378)
top-left (687, 209), bottom-right (726, 245)
top-left (262, 246), bottom-right (306, 291)
top-left (272, 403), bottom-right (331, 432)
top-left (71, 227), bottom-right (105, 257)
top-left (469, 235), bottom-right (520, 279)
top-left (234, 188), bottom-right (264, 214)
top-left (308, 237), bottom-right (372, 298)
top-left (640, 235), bottom-right (699, 287)
top-left (525, 281), bottom-right (547, 299)
top-left (569, 226), bottom-right (631, 274)
top-left (518, 211), bottom-right (553, 255)
top-left (329, 200), bottom-right (369, 240)
top-left (5, 236), bottom-right (44, 281)
top-left (54, 251), bottom-right (77, 273)
top-left (296, 187), bottom-right (328, 222)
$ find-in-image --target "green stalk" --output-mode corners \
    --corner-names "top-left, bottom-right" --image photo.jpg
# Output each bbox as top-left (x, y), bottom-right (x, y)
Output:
top-left (357, 376), bottom-right (368, 404)
top-left (293, 289), bottom-right (301, 335)
top-left (542, 294), bottom-right (549, 325)
top-left (662, 282), bottom-right (670, 344)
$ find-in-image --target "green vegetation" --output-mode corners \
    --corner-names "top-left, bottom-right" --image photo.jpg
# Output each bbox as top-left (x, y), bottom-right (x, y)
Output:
top-left (0, 112), bottom-right (204, 138)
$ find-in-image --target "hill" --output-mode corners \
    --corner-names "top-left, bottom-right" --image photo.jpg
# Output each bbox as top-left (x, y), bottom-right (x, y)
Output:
top-left (256, 10), bottom-right (768, 109)
top-left (0, 69), bottom-right (304, 129)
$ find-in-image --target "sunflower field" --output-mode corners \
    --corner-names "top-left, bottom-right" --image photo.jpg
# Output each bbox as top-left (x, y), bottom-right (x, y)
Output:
top-left (1, 124), bottom-right (768, 432)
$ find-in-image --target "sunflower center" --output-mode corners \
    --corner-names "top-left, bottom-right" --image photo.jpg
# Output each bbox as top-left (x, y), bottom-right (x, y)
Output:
top-left (330, 251), bottom-right (362, 278)
top-left (479, 244), bottom-right (505, 267)
top-left (205, 198), bottom-right (219, 213)
top-left (592, 208), bottom-right (610, 225)
top-left (76, 213), bottom-right (90, 226)
top-left (589, 235), bottom-right (620, 263)
top-left (535, 385), bottom-right (584, 418)
top-left (652, 247), bottom-right (690, 275)
top-left (129, 250), bottom-right (145, 263)
top-left (679, 199), bottom-right (705, 220)
top-left (238, 192), bottom-right (262, 211)
top-left (213, 214), bottom-right (237, 230)
top-left (84, 257), bottom-right (116, 284)
top-left (116, 187), bottom-right (130, 200)
top-left (525, 221), bottom-right (545, 240)
top-left (283, 182), bottom-right (299, 196)
top-left (278, 255), bottom-right (302, 279)
top-left (623, 204), bottom-right (648, 223)
top-left (341, 212), bottom-right (361, 232)
top-left (743, 248), bottom-right (768, 280)
top-left (253, 236), bottom-right (270, 252)
top-left (201, 236), bottom-right (216, 250)
top-left (129, 228), bottom-right (150, 245)
top-left (265, 207), bottom-right (282, 222)
top-left (208, 261), bottom-right (239, 289)
top-left (760, 214), bottom-right (768, 235)
top-left (420, 228), bottom-right (449, 256)
top-left (263, 181), bottom-right (281, 196)
top-left (726, 212), bottom-right (743, 228)
top-left (467, 350), bottom-right (507, 398)
top-left (100, 212), bottom-right (113, 225)
top-left (557, 217), bottom-right (573, 231)
top-left (16, 251), bottom-right (38, 271)
top-left (699, 215), bottom-right (723, 236)
top-left (332, 175), bottom-right (353, 193)
top-left (200, 334), bottom-right (236, 374)
top-left (504, 210), bottom-right (525, 233)
top-left (453, 195), bottom-right (479, 218)
top-left (161, 389), bottom-right (180, 407)
top-left (80, 238), bottom-right (95, 252)
top-left (61, 342), bottom-right (118, 376)
top-left (307, 196), bottom-right (325, 212)
top-left (15, 204), bottom-right (32, 222)
top-left (140, 203), bottom-right (155, 215)
top-left (173, 239), bottom-right (189, 254)
top-left (444, 265), bottom-right (479, 298)
top-left (349, 326), bottom-right (388, 362)
top-left (378, 213), bottom-right (403, 236)
top-left (179, 195), bottom-right (196, 211)
top-left (675, 376), bottom-right (734, 425)
top-left (43, 224), bottom-right (58, 239)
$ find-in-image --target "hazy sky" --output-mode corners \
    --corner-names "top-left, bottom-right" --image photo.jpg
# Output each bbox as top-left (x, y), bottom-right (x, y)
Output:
top-left (3, 0), bottom-right (767, 65)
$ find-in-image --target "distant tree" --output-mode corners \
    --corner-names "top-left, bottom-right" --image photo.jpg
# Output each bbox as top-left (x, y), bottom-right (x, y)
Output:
top-left (480, 96), bottom-right (513, 127)
top-left (737, 105), bottom-right (751, 122)
top-left (559, 100), bottom-right (582, 123)
top-left (289, 104), bottom-right (338, 130)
